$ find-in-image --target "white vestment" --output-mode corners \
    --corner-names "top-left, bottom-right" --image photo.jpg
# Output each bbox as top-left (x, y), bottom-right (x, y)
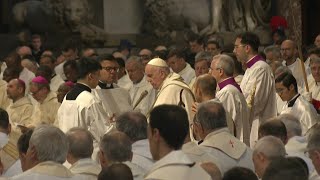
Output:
top-left (234, 75), bottom-right (243, 85)
top-left (241, 57), bottom-right (277, 147)
top-left (19, 67), bottom-right (35, 94)
top-left (57, 83), bottom-right (109, 160)
top-left (129, 76), bottom-right (155, 116)
top-left (285, 136), bottom-right (315, 174)
top-left (31, 91), bottom-right (60, 126)
top-left (216, 79), bottom-right (250, 145)
top-left (117, 74), bottom-right (132, 90)
top-left (308, 74), bottom-right (320, 101)
top-left (178, 63), bottom-right (196, 84)
top-left (151, 73), bottom-right (195, 123)
top-left (199, 128), bottom-right (254, 174)
top-left (50, 74), bottom-right (65, 93)
top-left (131, 139), bottom-right (154, 170)
top-left (69, 158), bottom-right (101, 180)
top-left (284, 58), bottom-right (310, 93)
top-left (280, 94), bottom-right (319, 135)
top-left (10, 161), bottom-right (85, 180)
top-left (144, 150), bottom-right (211, 180)
top-left (0, 80), bottom-right (10, 109)
top-left (54, 61), bottom-right (67, 80)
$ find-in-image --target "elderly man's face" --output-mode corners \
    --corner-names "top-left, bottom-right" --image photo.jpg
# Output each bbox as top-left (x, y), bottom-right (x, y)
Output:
top-left (145, 65), bottom-right (165, 90)
top-left (6, 79), bottom-right (22, 100)
top-left (252, 152), bottom-right (268, 178)
top-left (126, 62), bottom-right (144, 84)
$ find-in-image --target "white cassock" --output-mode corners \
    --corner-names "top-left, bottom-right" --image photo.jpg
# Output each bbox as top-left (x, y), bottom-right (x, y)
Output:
top-left (54, 61), bottom-right (67, 80)
top-left (144, 150), bottom-right (211, 180)
top-left (31, 91), bottom-right (60, 126)
top-left (50, 74), bottom-right (65, 93)
top-left (308, 74), bottom-right (320, 100)
top-left (124, 161), bottom-right (146, 180)
top-left (241, 55), bottom-right (277, 147)
top-left (216, 77), bottom-right (250, 145)
top-left (178, 63), bottom-right (196, 84)
top-left (10, 161), bottom-right (85, 180)
top-left (131, 139), bottom-right (154, 171)
top-left (0, 132), bottom-right (22, 177)
top-left (199, 128), bottom-right (254, 174)
top-left (129, 76), bottom-right (155, 116)
top-left (151, 73), bottom-right (195, 123)
top-left (19, 67), bottom-right (35, 94)
top-left (69, 158), bottom-right (101, 180)
top-left (283, 58), bottom-right (310, 93)
top-left (0, 80), bottom-right (11, 109)
top-left (280, 94), bottom-right (319, 135)
top-left (57, 83), bottom-right (109, 160)
top-left (117, 74), bottom-right (132, 90)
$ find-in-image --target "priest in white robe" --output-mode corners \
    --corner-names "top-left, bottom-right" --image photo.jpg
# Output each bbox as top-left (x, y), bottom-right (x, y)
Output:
top-left (210, 54), bottom-right (250, 145)
top-left (145, 58), bottom-right (195, 123)
top-left (281, 40), bottom-right (310, 93)
top-left (57, 58), bottom-right (109, 160)
top-left (275, 72), bottom-right (319, 135)
top-left (234, 32), bottom-right (277, 147)
top-left (125, 57), bottom-right (155, 115)
top-left (167, 49), bottom-right (196, 84)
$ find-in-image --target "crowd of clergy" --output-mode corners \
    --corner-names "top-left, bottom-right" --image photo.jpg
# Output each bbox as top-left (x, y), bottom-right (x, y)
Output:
top-left (0, 31), bottom-right (319, 180)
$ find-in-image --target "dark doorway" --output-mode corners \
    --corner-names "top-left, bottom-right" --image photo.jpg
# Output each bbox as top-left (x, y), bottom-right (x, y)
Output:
top-left (302, 0), bottom-right (320, 46)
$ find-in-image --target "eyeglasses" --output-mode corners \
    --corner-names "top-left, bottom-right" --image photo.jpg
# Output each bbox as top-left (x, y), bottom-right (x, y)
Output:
top-left (101, 67), bottom-right (119, 73)
top-left (234, 44), bottom-right (246, 49)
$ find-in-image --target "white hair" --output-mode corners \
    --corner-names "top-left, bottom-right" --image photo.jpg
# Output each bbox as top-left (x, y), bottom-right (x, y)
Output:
top-left (30, 125), bottom-right (68, 164)
top-left (278, 114), bottom-right (302, 137)
top-left (253, 136), bottom-right (286, 160)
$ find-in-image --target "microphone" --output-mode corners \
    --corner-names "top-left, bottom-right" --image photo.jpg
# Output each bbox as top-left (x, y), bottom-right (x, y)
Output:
top-left (133, 90), bottom-right (148, 110)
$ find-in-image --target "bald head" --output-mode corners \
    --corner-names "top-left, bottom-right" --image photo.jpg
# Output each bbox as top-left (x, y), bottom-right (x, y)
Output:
top-left (99, 131), bottom-right (132, 167)
top-left (281, 40), bottom-right (297, 62)
top-left (7, 78), bottom-right (26, 102)
top-left (282, 40), bottom-right (297, 49)
top-left (139, 49), bottom-right (152, 56)
top-left (17, 46), bottom-right (32, 57)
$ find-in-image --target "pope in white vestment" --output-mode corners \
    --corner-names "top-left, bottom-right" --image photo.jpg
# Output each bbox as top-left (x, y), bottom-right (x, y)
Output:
top-left (151, 72), bottom-right (195, 123)
top-left (216, 77), bottom-right (250, 145)
top-left (69, 158), bottom-right (101, 180)
top-left (280, 94), bottom-right (319, 135)
top-left (199, 128), bottom-right (254, 174)
top-left (240, 55), bottom-right (277, 147)
top-left (129, 76), bottom-right (155, 116)
top-left (144, 150), bottom-right (211, 180)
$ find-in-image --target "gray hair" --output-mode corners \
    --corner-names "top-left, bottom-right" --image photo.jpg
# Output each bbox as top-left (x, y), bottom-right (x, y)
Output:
top-left (66, 127), bottom-right (94, 159)
top-left (116, 111), bottom-right (148, 142)
top-left (212, 54), bottom-right (234, 76)
top-left (253, 136), bottom-right (286, 160)
top-left (275, 66), bottom-right (291, 77)
top-left (264, 45), bottom-right (281, 58)
top-left (195, 51), bottom-right (213, 62)
top-left (307, 123), bottom-right (320, 151)
top-left (126, 56), bottom-right (143, 70)
top-left (100, 131), bottom-right (132, 163)
top-left (196, 101), bottom-right (227, 131)
top-left (30, 125), bottom-right (68, 164)
top-left (278, 114), bottom-right (302, 137)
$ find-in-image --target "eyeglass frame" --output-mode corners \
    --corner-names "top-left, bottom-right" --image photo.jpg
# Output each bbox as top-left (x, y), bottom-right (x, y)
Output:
top-left (101, 66), bottom-right (120, 73)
